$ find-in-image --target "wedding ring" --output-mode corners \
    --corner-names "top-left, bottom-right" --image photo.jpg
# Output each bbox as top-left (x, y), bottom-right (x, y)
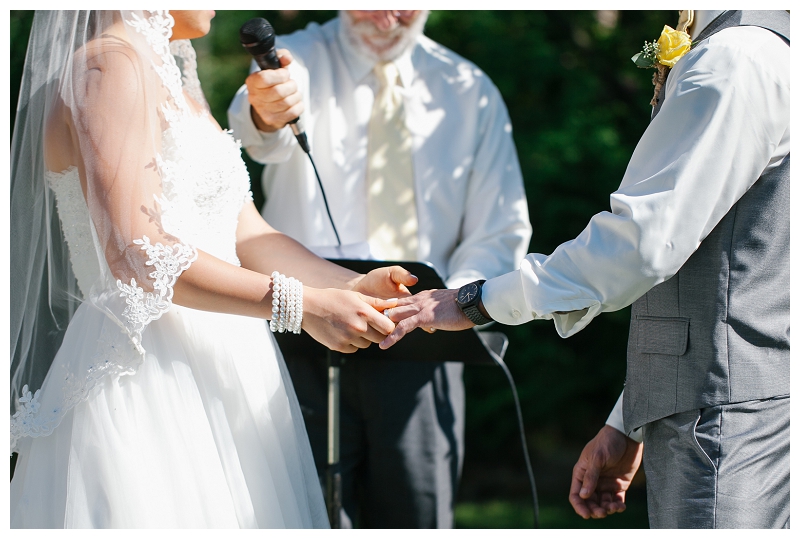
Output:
top-left (384, 309), bottom-right (392, 317)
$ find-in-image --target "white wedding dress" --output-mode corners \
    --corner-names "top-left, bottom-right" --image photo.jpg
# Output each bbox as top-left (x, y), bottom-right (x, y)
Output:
top-left (10, 58), bottom-right (329, 528)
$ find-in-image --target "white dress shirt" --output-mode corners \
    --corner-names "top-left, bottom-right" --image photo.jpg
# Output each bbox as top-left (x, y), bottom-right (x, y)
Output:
top-left (479, 12), bottom-right (790, 438)
top-left (228, 18), bottom-right (532, 289)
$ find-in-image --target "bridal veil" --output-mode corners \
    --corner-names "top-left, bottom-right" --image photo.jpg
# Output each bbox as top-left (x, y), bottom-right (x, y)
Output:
top-left (10, 10), bottom-right (228, 450)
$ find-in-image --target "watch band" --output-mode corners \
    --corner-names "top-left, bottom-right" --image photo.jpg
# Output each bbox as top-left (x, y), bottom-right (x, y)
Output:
top-left (457, 279), bottom-right (493, 326)
top-left (462, 303), bottom-right (492, 326)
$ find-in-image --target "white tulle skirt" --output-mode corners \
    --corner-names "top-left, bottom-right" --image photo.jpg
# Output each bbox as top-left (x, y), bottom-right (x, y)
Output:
top-left (10, 303), bottom-right (329, 528)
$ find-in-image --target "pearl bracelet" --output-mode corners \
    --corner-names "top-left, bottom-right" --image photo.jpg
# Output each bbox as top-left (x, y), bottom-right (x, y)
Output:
top-left (270, 271), bottom-right (303, 334)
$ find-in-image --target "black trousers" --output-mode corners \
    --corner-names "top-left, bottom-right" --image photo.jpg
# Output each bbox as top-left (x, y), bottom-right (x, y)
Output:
top-left (284, 354), bottom-right (465, 528)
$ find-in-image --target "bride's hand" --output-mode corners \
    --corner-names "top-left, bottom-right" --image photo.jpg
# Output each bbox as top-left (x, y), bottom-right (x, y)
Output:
top-left (302, 287), bottom-right (399, 353)
top-left (350, 266), bottom-right (417, 299)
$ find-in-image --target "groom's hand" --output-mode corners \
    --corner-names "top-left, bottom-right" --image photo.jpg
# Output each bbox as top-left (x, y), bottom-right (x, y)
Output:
top-left (569, 425), bottom-right (643, 519)
top-left (379, 289), bottom-right (475, 349)
top-left (246, 49), bottom-right (304, 132)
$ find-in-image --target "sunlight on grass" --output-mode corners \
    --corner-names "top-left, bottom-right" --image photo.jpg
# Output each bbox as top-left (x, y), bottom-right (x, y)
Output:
top-left (455, 499), bottom-right (649, 529)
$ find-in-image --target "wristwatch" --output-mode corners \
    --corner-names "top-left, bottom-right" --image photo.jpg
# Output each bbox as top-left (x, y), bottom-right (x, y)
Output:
top-left (456, 280), bottom-right (493, 326)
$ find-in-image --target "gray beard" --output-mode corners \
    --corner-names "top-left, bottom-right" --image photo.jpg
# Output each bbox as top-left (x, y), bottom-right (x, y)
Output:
top-left (339, 10), bottom-right (429, 63)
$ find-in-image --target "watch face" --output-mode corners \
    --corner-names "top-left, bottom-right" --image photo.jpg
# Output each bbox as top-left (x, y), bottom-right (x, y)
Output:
top-left (458, 283), bottom-right (478, 304)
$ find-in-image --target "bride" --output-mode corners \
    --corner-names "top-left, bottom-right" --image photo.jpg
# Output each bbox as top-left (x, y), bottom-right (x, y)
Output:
top-left (10, 10), bottom-right (416, 528)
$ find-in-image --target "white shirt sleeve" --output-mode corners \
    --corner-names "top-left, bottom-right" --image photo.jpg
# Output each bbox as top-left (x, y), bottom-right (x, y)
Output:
top-left (605, 390), bottom-right (643, 443)
top-left (444, 86), bottom-right (532, 290)
top-left (482, 26), bottom-right (790, 336)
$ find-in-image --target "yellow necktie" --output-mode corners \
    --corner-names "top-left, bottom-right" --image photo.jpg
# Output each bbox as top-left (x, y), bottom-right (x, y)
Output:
top-left (366, 61), bottom-right (418, 261)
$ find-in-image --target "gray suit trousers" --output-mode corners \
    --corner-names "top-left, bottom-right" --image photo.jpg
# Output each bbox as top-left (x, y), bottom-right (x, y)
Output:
top-left (284, 355), bottom-right (465, 528)
top-left (642, 395), bottom-right (789, 528)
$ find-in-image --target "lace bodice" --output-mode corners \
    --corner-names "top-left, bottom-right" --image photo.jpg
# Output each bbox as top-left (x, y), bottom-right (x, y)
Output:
top-left (47, 115), bottom-right (253, 298)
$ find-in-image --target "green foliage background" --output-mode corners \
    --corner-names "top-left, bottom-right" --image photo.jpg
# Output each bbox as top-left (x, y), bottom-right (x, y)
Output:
top-left (10, 10), bottom-right (675, 528)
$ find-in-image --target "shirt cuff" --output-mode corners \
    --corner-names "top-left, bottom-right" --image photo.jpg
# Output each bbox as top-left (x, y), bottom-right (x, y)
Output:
top-left (482, 258), bottom-right (602, 336)
top-left (605, 390), bottom-right (643, 443)
top-left (482, 269), bottom-right (535, 325)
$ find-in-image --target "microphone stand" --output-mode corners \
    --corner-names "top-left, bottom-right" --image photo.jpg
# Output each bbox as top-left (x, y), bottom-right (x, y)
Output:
top-left (326, 350), bottom-right (342, 528)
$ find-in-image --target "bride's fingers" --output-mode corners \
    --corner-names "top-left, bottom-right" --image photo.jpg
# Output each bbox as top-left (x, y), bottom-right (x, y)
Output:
top-left (351, 336), bottom-right (373, 350)
top-left (359, 297), bottom-right (397, 335)
top-left (387, 266), bottom-right (418, 293)
top-left (379, 315), bottom-right (420, 349)
top-left (325, 338), bottom-right (358, 354)
top-left (362, 326), bottom-right (389, 344)
top-left (360, 294), bottom-right (398, 313)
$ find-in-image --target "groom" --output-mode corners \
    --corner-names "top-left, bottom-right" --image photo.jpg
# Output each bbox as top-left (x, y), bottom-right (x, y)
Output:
top-left (381, 10), bottom-right (790, 528)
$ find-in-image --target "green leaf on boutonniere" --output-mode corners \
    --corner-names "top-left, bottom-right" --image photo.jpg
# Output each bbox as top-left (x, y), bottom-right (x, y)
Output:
top-left (631, 52), bottom-right (654, 68)
top-left (632, 39), bottom-right (660, 69)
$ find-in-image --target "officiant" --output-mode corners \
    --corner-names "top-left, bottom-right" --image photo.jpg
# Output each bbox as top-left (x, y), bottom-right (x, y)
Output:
top-left (228, 10), bottom-right (531, 528)
top-left (379, 10), bottom-right (789, 528)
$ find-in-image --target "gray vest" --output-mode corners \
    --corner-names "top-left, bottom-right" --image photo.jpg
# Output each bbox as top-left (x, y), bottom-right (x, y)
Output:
top-left (624, 10), bottom-right (790, 432)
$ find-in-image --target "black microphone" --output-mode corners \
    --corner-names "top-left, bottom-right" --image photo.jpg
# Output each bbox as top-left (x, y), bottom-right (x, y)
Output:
top-left (240, 17), bottom-right (310, 154)
top-left (238, 17), bottom-right (341, 246)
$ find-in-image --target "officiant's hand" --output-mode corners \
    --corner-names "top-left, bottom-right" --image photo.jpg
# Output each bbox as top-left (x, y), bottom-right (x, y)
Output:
top-left (569, 425), bottom-right (643, 519)
top-left (350, 266), bottom-right (417, 299)
top-left (379, 289), bottom-right (474, 349)
top-left (303, 288), bottom-right (398, 354)
top-left (246, 49), bottom-right (304, 132)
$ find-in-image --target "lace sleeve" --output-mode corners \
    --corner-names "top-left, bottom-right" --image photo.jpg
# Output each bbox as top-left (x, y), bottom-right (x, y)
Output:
top-left (116, 236), bottom-right (197, 349)
top-left (10, 11), bottom-right (205, 453)
top-left (66, 21), bottom-right (196, 350)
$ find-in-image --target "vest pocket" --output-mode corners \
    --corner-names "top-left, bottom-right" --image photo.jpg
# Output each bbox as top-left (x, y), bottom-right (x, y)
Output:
top-left (636, 316), bottom-right (689, 355)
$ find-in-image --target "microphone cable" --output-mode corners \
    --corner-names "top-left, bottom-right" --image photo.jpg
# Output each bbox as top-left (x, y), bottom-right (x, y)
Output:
top-left (306, 150), bottom-right (341, 247)
top-left (491, 353), bottom-right (540, 528)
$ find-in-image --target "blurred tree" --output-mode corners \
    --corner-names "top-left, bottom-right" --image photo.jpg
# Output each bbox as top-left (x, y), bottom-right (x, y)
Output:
top-left (11, 10), bottom-right (676, 527)
top-left (9, 11), bottom-right (34, 138)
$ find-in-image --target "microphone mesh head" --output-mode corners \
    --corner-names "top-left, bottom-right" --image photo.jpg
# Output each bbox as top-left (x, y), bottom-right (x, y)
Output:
top-left (239, 18), bottom-right (275, 49)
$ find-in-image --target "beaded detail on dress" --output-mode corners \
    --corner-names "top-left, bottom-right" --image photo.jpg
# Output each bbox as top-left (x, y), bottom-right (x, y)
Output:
top-left (10, 327), bottom-right (142, 451)
top-left (46, 167), bottom-right (99, 298)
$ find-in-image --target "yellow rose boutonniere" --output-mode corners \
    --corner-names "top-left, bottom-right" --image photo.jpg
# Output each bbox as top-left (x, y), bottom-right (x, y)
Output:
top-left (656, 26), bottom-right (692, 67)
top-left (631, 25), bottom-right (693, 106)
top-left (631, 25), bottom-right (692, 69)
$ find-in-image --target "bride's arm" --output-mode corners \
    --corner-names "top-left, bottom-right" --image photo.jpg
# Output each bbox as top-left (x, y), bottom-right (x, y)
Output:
top-left (231, 202), bottom-right (422, 351)
top-left (235, 201), bottom-right (418, 298)
top-left (172, 248), bottom-right (397, 353)
top-left (235, 201), bottom-right (361, 289)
